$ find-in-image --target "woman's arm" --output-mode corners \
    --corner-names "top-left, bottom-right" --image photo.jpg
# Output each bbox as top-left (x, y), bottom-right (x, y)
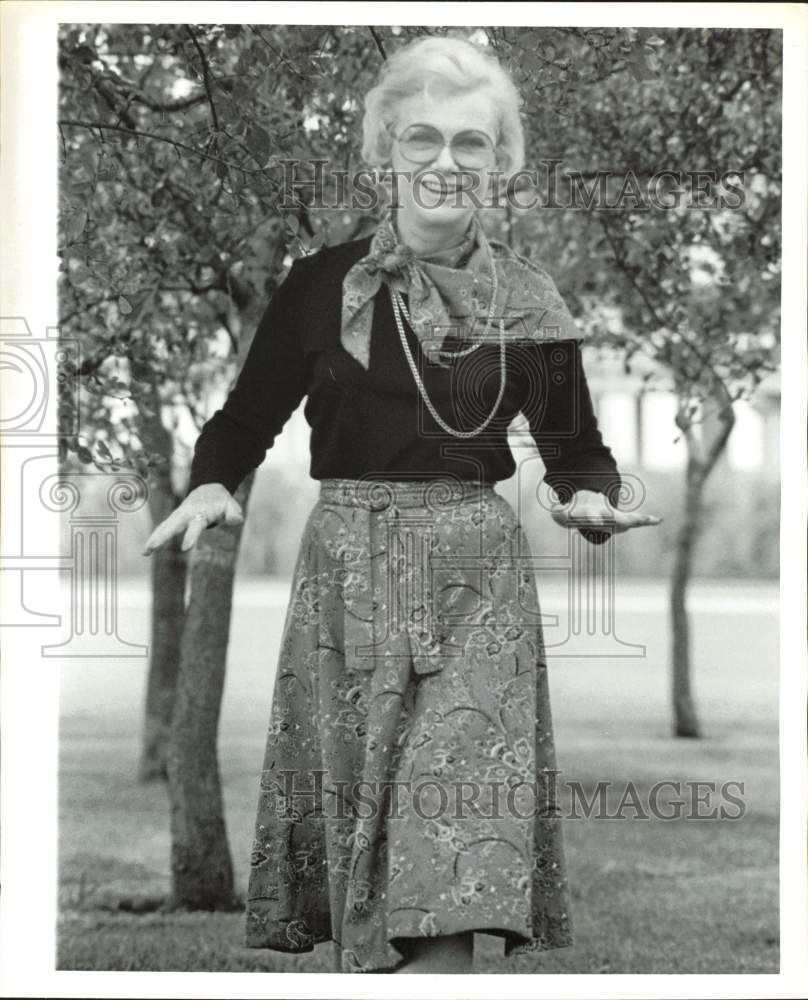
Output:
top-left (185, 259), bottom-right (308, 498)
top-left (518, 337), bottom-right (622, 508)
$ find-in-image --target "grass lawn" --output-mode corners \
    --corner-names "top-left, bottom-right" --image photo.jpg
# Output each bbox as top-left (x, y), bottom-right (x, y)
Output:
top-left (58, 578), bottom-right (779, 973)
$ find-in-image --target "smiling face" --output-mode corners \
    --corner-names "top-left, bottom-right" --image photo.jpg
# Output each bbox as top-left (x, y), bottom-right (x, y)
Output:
top-left (388, 89), bottom-right (500, 232)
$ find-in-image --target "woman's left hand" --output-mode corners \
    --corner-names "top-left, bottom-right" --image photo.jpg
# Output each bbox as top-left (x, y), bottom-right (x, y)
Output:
top-left (550, 488), bottom-right (662, 541)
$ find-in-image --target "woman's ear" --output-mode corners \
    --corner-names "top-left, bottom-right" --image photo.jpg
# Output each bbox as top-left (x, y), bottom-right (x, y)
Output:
top-left (378, 123), bottom-right (396, 168)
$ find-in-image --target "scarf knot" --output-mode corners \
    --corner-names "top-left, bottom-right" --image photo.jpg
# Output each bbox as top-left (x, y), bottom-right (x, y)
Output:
top-left (340, 211), bottom-right (585, 372)
top-left (364, 243), bottom-right (415, 279)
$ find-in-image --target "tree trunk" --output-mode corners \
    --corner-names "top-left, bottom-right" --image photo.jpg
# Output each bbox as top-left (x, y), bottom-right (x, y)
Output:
top-left (163, 227), bottom-right (286, 909)
top-left (669, 395), bottom-right (735, 738)
top-left (139, 530), bottom-right (188, 781)
top-left (166, 469), bottom-right (255, 910)
top-left (670, 457), bottom-right (705, 737)
top-left (139, 399), bottom-right (188, 782)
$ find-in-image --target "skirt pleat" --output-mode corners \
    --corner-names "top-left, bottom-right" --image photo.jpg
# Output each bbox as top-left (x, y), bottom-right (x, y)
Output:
top-left (245, 477), bottom-right (574, 972)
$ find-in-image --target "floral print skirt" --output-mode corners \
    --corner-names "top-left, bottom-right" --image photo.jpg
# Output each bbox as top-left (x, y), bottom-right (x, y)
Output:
top-left (244, 477), bottom-right (574, 972)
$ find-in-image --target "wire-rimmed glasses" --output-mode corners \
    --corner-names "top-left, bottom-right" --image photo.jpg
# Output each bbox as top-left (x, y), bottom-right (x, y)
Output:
top-left (388, 122), bottom-right (497, 170)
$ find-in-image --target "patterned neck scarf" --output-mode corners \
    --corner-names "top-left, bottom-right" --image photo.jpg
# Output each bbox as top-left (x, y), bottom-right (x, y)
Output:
top-left (340, 210), bottom-right (584, 370)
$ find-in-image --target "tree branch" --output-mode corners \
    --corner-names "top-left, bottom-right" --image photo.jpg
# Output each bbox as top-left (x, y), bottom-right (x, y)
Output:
top-left (59, 119), bottom-right (278, 181)
top-left (369, 27), bottom-right (387, 60)
top-left (184, 25), bottom-right (220, 134)
top-left (598, 216), bottom-right (732, 403)
top-left (60, 79), bottom-right (209, 113)
top-left (251, 26), bottom-right (308, 80)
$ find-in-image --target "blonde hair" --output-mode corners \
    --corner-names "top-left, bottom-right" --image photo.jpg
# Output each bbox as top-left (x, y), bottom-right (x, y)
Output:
top-left (361, 34), bottom-right (525, 180)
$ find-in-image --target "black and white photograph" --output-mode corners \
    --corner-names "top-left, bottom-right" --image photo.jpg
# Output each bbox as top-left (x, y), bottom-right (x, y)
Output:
top-left (0, 2), bottom-right (805, 996)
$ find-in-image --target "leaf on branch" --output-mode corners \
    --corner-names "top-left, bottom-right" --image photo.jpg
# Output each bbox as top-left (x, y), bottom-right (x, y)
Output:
top-left (308, 229), bottom-right (325, 251)
top-left (70, 263), bottom-right (93, 286)
top-left (247, 126), bottom-right (272, 164)
top-left (64, 209), bottom-right (89, 245)
top-left (228, 170), bottom-right (245, 195)
top-left (627, 49), bottom-right (654, 82)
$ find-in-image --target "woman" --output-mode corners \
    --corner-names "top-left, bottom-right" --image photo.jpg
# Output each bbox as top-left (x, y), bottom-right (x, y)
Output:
top-left (144, 35), bottom-right (661, 974)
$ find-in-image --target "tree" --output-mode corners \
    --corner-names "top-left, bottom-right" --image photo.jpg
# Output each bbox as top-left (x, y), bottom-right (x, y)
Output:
top-left (58, 23), bottom-right (781, 918)
top-left (483, 25), bottom-right (781, 735)
top-left (57, 21), bottom-right (379, 908)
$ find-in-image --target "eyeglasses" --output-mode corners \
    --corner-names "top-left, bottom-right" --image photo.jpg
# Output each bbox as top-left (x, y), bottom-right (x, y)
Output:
top-left (388, 123), bottom-right (497, 170)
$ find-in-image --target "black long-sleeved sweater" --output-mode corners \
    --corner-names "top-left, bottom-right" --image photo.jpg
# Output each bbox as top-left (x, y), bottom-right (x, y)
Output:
top-left (186, 234), bottom-right (622, 511)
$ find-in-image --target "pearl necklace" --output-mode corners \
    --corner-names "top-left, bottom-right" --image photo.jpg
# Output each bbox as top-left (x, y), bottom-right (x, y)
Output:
top-left (389, 235), bottom-right (507, 439)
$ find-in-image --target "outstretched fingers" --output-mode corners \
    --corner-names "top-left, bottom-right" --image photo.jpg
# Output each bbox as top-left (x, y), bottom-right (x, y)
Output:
top-left (560, 509), bottom-right (662, 534)
top-left (615, 511), bottom-right (663, 532)
top-left (142, 496), bottom-right (245, 556)
top-left (180, 513), bottom-right (210, 551)
top-left (142, 507), bottom-right (191, 555)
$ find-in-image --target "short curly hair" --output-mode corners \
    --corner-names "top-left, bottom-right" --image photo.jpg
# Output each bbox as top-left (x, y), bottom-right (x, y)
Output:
top-left (361, 34), bottom-right (525, 180)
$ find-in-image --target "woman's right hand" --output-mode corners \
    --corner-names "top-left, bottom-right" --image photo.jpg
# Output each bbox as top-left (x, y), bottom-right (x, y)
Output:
top-left (142, 483), bottom-right (245, 556)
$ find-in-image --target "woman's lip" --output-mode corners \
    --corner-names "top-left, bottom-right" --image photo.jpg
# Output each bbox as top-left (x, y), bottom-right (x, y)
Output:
top-left (421, 179), bottom-right (461, 192)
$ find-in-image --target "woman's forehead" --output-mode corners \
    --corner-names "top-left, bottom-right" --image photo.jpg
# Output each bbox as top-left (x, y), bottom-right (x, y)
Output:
top-left (393, 90), bottom-right (499, 135)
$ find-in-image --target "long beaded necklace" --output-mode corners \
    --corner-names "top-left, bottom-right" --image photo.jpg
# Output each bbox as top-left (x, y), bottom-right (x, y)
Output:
top-left (388, 233), bottom-right (507, 439)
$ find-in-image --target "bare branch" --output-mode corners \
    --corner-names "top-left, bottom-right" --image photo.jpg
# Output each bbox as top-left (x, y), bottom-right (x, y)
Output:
top-left (369, 27), bottom-right (387, 60)
top-left (597, 216), bottom-right (733, 404)
top-left (184, 25), bottom-right (220, 134)
top-left (251, 26), bottom-right (308, 80)
top-left (59, 119), bottom-right (279, 185)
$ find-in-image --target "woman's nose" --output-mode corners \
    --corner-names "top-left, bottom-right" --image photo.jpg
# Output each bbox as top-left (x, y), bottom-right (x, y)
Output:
top-left (432, 141), bottom-right (458, 171)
